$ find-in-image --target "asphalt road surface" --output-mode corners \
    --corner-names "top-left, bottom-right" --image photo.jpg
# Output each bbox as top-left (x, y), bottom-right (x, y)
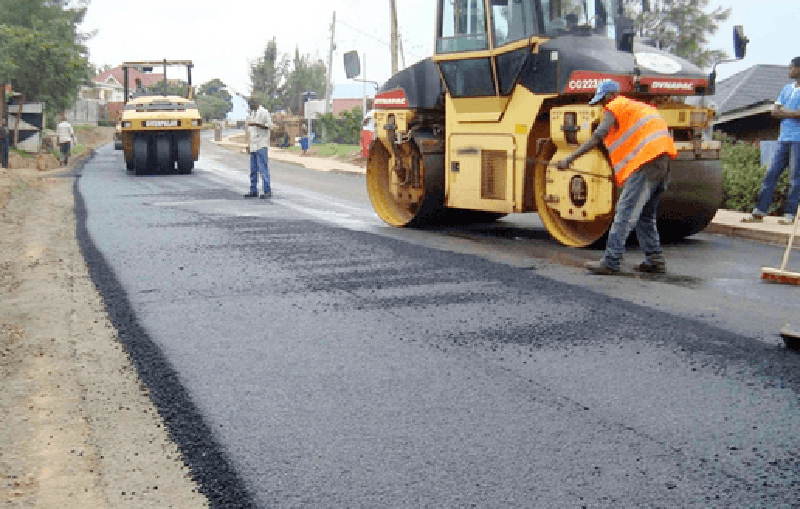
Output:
top-left (75, 137), bottom-right (799, 507)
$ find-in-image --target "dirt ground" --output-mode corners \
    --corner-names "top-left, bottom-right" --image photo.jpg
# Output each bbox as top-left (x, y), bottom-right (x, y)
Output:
top-left (0, 128), bottom-right (209, 507)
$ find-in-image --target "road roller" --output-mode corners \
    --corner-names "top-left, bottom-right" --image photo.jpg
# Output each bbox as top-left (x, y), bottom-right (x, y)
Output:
top-left (357, 0), bottom-right (748, 247)
top-left (117, 60), bottom-right (203, 175)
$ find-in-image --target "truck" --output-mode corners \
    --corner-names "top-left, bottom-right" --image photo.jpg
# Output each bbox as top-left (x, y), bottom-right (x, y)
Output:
top-left (353, 0), bottom-right (747, 247)
top-left (116, 60), bottom-right (203, 175)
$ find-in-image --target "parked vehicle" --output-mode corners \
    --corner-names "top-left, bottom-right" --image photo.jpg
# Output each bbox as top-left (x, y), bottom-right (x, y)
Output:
top-left (360, 110), bottom-right (374, 159)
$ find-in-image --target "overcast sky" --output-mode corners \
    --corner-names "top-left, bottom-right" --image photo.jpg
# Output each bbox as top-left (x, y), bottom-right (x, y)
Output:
top-left (83, 0), bottom-right (796, 117)
top-left (83, 0), bottom-right (434, 98)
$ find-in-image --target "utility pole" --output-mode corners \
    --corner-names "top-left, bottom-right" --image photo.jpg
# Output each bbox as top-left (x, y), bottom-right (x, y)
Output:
top-left (398, 31), bottom-right (406, 70)
top-left (390, 0), bottom-right (398, 75)
top-left (324, 11), bottom-right (336, 114)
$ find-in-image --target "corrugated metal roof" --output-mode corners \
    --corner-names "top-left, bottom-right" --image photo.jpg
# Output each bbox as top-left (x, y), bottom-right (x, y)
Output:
top-left (713, 64), bottom-right (791, 114)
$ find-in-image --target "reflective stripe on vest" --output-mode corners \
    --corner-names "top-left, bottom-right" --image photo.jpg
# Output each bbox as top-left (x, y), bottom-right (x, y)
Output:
top-left (603, 97), bottom-right (677, 186)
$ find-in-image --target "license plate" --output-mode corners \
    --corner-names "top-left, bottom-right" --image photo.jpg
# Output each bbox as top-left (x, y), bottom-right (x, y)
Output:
top-left (145, 120), bottom-right (179, 127)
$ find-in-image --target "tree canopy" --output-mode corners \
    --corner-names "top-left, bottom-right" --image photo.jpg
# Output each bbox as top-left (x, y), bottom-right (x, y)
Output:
top-left (249, 38), bottom-right (326, 115)
top-left (196, 78), bottom-right (233, 121)
top-left (623, 0), bottom-right (731, 68)
top-left (0, 0), bottom-right (94, 122)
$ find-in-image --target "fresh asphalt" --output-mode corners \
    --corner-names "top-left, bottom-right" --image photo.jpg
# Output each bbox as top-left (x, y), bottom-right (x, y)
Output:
top-left (74, 140), bottom-right (799, 507)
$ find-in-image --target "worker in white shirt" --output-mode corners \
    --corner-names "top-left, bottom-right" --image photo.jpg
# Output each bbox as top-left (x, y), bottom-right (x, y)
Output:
top-left (56, 115), bottom-right (76, 166)
top-left (243, 96), bottom-right (274, 199)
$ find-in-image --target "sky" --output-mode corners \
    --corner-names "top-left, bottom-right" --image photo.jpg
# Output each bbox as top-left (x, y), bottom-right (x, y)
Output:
top-left (82, 0), bottom-right (435, 119)
top-left (82, 0), bottom-right (796, 119)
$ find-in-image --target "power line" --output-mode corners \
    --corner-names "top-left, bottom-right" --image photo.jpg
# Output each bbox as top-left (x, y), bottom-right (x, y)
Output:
top-left (337, 19), bottom-right (392, 49)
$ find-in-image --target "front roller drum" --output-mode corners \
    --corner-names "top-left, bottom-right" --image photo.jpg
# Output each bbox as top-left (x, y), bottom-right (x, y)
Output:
top-left (366, 137), bottom-right (447, 227)
top-left (534, 161), bottom-right (615, 248)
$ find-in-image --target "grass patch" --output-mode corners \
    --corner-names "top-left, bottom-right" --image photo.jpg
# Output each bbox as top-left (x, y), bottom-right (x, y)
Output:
top-left (312, 143), bottom-right (360, 157)
top-left (11, 148), bottom-right (34, 158)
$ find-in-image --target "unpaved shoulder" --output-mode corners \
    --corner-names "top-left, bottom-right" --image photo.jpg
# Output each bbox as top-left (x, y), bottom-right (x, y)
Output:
top-left (0, 163), bottom-right (209, 507)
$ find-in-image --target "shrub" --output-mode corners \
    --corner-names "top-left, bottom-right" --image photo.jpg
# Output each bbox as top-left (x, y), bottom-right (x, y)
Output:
top-left (315, 106), bottom-right (363, 145)
top-left (718, 134), bottom-right (790, 214)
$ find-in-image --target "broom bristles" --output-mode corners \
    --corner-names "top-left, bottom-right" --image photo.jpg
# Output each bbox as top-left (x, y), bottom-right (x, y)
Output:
top-left (761, 267), bottom-right (800, 285)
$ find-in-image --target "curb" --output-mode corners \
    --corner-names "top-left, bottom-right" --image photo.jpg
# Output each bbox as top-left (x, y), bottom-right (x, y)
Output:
top-left (704, 222), bottom-right (796, 248)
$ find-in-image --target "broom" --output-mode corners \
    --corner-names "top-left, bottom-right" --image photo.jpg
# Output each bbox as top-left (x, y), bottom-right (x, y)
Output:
top-left (761, 212), bottom-right (800, 285)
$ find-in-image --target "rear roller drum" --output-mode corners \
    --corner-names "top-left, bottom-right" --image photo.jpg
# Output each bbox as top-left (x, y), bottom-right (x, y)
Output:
top-left (656, 159), bottom-right (722, 242)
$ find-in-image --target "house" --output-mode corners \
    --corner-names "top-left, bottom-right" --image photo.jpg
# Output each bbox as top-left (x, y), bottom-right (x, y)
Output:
top-left (711, 64), bottom-right (791, 142)
top-left (68, 66), bottom-right (168, 124)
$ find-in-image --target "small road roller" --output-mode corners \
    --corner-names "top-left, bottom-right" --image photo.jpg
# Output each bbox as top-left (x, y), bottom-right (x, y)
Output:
top-left (117, 60), bottom-right (203, 175)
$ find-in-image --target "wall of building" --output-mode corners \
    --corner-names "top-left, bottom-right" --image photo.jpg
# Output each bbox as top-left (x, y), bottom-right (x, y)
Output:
top-left (66, 99), bottom-right (100, 126)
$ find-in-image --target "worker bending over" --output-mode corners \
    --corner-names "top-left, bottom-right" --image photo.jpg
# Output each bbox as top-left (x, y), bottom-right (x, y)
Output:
top-left (557, 80), bottom-right (677, 275)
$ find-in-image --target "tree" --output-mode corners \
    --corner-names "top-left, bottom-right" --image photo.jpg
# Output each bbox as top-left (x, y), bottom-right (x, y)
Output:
top-left (196, 78), bottom-right (233, 121)
top-left (281, 47), bottom-right (326, 115)
top-left (0, 0), bottom-right (93, 125)
top-left (623, 0), bottom-right (730, 68)
top-left (249, 39), bottom-right (326, 115)
top-left (249, 38), bottom-right (287, 111)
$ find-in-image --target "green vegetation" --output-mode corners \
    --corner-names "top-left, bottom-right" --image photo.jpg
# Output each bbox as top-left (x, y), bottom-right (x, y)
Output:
top-left (623, 0), bottom-right (731, 67)
top-left (249, 37), bottom-right (326, 114)
top-left (196, 78), bottom-right (233, 121)
top-left (0, 0), bottom-right (94, 126)
top-left (11, 147), bottom-right (33, 158)
top-left (719, 134), bottom-right (790, 214)
top-left (285, 143), bottom-right (360, 157)
top-left (316, 107), bottom-right (363, 145)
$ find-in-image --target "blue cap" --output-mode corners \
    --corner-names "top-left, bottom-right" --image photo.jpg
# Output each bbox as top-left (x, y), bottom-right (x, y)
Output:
top-left (589, 80), bottom-right (621, 105)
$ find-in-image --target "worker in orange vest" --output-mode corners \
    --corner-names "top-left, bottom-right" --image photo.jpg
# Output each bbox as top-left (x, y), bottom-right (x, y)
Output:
top-left (557, 80), bottom-right (677, 275)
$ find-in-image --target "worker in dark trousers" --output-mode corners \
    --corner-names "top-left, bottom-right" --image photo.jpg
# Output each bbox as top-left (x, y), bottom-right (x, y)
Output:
top-left (1, 119), bottom-right (9, 169)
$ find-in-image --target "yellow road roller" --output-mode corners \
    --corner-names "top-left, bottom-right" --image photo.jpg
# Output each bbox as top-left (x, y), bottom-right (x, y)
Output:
top-left (117, 60), bottom-right (203, 175)
top-left (357, 0), bottom-right (747, 247)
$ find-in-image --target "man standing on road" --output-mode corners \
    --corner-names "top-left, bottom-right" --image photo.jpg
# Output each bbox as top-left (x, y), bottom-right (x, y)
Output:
top-left (557, 80), bottom-right (677, 275)
top-left (56, 114), bottom-right (76, 166)
top-left (243, 96), bottom-right (274, 199)
top-left (742, 56), bottom-right (800, 225)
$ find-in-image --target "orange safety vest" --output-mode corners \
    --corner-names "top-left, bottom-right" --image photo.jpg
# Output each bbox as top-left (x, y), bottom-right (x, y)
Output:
top-left (603, 97), bottom-right (677, 186)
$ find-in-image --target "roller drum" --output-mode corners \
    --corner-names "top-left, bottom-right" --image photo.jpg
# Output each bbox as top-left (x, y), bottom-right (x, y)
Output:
top-left (657, 159), bottom-right (722, 242)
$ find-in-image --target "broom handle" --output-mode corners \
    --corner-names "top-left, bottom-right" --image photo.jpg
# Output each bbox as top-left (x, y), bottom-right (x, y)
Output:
top-left (780, 212), bottom-right (800, 271)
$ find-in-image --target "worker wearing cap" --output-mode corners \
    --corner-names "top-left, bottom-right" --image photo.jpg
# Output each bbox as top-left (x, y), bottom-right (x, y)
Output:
top-left (557, 80), bottom-right (677, 275)
top-left (742, 56), bottom-right (800, 225)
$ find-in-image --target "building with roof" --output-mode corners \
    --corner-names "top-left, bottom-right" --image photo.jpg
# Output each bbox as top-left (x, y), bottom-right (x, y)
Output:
top-left (331, 82), bottom-right (375, 117)
top-left (711, 64), bottom-right (792, 141)
top-left (69, 65), bottom-right (172, 124)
